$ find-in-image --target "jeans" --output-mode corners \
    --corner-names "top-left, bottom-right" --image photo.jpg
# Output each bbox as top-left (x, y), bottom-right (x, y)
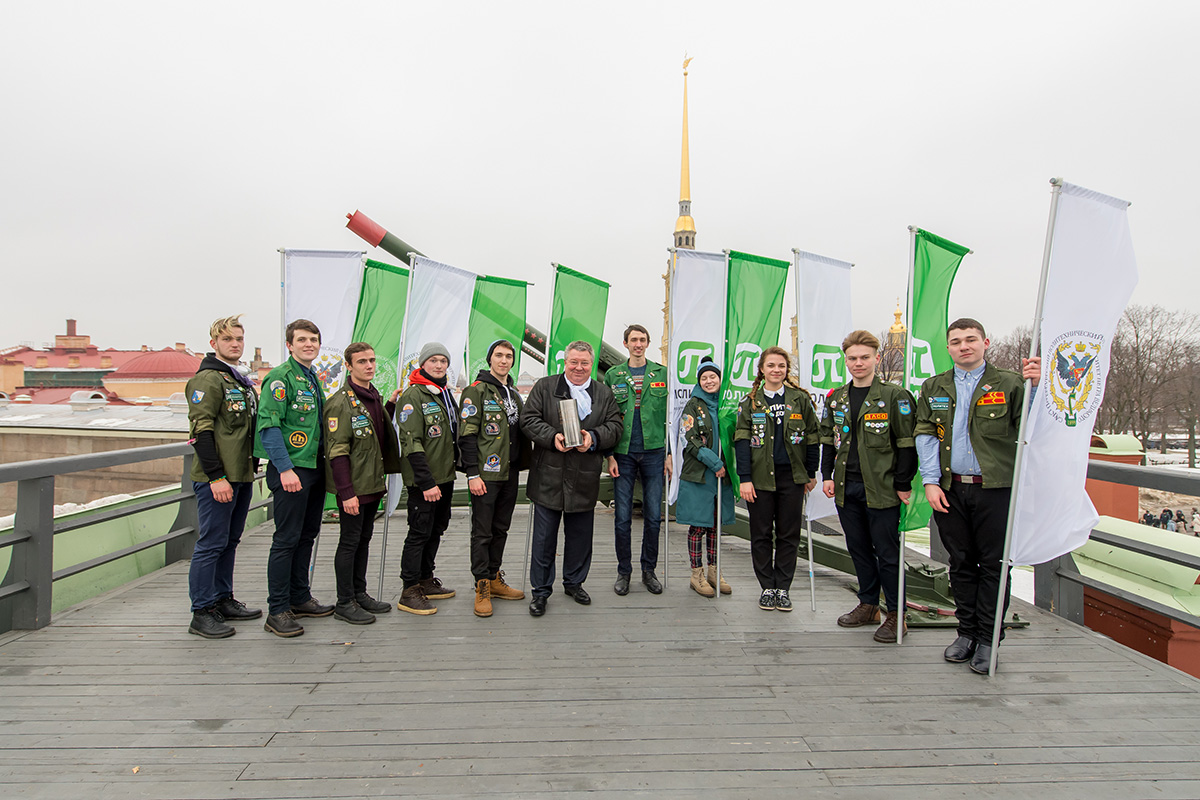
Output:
top-left (265, 463), bottom-right (325, 615)
top-left (612, 448), bottom-right (664, 574)
top-left (334, 497), bottom-right (382, 603)
top-left (188, 480), bottom-right (253, 611)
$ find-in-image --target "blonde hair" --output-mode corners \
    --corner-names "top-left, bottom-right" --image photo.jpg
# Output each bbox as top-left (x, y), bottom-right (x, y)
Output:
top-left (209, 315), bottom-right (244, 340)
top-left (748, 346), bottom-right (799, 410)
top-left (841, 329), bottom-right (880, 352)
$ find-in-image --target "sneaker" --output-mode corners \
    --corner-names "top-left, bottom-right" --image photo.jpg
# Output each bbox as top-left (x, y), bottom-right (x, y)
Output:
top-left (264, 610), bottom-right (304, 638)
top-left (188, 608), bottom-right (235, 639)
top-left (836, 602), bottom-right (880, 628)
top-left (489, 570), bottom-right (525, 601)
top-left (355, 593), bottom-right (392, 614)
top-left (474, 579), bottom-right (493, 618)
top-left (214, 596), bottom-right (262, 621)
top-left (419, 577), bottom-right (455, 599)
top-left (290, 598), bottom-right (334, 618)
top-left (397, 585), bottom-right (437, 615)
top-left (334, 601), bottom-right (376, 625)
top-left (758, 589), bottom-right (777, 610)
top-left (775, 589), bottom-right (793, 612)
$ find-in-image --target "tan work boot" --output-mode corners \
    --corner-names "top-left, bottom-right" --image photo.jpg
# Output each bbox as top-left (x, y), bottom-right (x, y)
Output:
top-left (397, 585), bottom-right (437, 615)
top-left (489, 570), bottom-right (525, 601)
top-left (474, 579), bottom-right (493, 618)
top-left (873, 610), bottom-right (907, 643)
top-left (707, 565), bottom-right (732, 595)
top-left (690, 566), bottom-right (715, 597)
top-left (837, 602), bottom-right (880, 628)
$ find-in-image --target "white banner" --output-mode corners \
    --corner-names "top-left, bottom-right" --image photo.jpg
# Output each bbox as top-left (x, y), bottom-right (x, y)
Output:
top-left (795, 249), bottom-right (853, 521)
top-left (282, 249), bottom-right (364, 396)
top-left (667, 249), bottom-right (727, 504)
top-left (1009, 182), bottom-right (1138, 566)
top-left (400, 256), bottom-right (477, 390)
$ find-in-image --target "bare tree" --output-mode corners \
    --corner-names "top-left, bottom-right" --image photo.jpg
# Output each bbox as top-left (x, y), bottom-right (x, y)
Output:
top-left (1111, 305), bottom-right (1200, 450)
top-left (987, 324), bottom-right (1033, 373)
top-left (877, 329), bottom-right (904, 384)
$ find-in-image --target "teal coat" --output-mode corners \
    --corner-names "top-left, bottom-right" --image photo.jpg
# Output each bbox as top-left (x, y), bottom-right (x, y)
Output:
top-left (674, 387), bottom-right (735, 528)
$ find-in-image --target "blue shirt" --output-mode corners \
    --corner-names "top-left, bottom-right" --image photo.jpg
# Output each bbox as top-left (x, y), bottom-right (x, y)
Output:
top-left (916, 363), bottom-right (985, 485)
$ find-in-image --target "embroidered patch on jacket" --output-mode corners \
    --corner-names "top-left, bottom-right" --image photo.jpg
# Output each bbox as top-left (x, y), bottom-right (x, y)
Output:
top-left (897, 400), bottom-right (911, 415)
top-left (270, 381), bottom-right (286, 401)
top-left (190, 390), bottom-right (204, 403)
top-left (929, 396), bottom-right (951, 411)
top-left (864, 412), bottom-right (888, 421)
top-left (288, 431), bottom-right (308, 448)
top-left (484, 455), bottom-right (501, 472)
top-left (328, 418), bottom-right (338, 432)
top-left (977, 391), bottom-right (1006, 406)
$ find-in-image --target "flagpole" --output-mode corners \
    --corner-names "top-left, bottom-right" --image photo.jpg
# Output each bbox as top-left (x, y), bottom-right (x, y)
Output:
top-left (986, 177), bottom-right (1064, 677)
top-left (716, 249), bottom-right (731, 603)
top-left (792, 250), bottom-right (817, 613)
top-left (897, 228), bottom-right (918, 645)
top-left (523, 263), bottom-right (559, 593)
top-left (663, 251), bottom-right (675, 592)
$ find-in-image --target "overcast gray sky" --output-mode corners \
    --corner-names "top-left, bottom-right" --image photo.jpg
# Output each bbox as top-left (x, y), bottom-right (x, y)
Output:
top-left (2, 1), bottom-right (1197, 367)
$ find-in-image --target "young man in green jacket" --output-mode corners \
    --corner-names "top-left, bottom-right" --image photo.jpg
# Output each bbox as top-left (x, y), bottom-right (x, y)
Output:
top-left (819, 330), bottom-right (918, 644)
top-left (255, 319), bottom-right (333, 638)
top-left (459, 339), bottom-right (530, 617)
top-left (185, 315), bottom-right (261, 639)
top-left (323, 342), bottom-right (403, 625)
top-left (914, 318), bottom-right (1040, 674)
top-left (394, 342), bottom-right (460, 616)
top-left (604, 324), bottom-right (671, 595)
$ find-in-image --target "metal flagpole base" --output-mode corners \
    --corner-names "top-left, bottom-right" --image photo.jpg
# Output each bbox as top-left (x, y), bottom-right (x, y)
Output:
top-left (521, 500), bottom-right (534, 593)
top-left (806, 512), bottom-right (816, 612)
top-left (377, 505), bottom-right (391, 600)
top-left (309, 533), bottom-right (320, 589)
top-left (897, 529), bottom-right (907, 645)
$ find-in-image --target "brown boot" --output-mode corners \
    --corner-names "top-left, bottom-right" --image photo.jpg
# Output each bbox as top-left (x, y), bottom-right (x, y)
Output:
top-left (707, 565), bottom-right (732, 595)
top-left (418, 576), bottom-right (455, 599)
top-left (873, 610), bottom-right (907, 643)
top-left (489, 570), bottom-right (525, 601)
top-left (690, 566), bottom-right (715, 597)
top-left (397, 585), bottom-right (437, 615)
top-left (837, 602), bottom-right (880, 628)
top-left (474, 579), bottom-right (493, 618)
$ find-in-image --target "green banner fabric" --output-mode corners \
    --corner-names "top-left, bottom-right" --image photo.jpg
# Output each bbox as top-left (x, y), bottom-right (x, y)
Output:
top-left (350, 259), bottom-right (410, 401)
top-left (718, 251), bottom-right (790, 480)
top-left (902, 229), bottom-right (969, 531)
top-left (468, 276), bottom-right (528, 378)
top-left (548, 264), bottom-right (609, 378)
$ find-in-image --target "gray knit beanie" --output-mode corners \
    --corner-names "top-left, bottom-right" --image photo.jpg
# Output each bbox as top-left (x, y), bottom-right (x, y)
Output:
top-left (419, 341), bottom-right (451, 366)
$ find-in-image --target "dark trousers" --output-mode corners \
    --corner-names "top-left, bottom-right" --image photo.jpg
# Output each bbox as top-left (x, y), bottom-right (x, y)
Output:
top-left (747, 474), bottom-right (805, 591)
top-left (401, 482), bottom-right (453, 589)
top-left (934, 483), bottom-right (1012, 643)
top-left (188, 480), bottom-right (253, 611)
top-left (837, 480), bottom-right (903, 613)
top-left (265, 464), bottom-right (325, 615)
top-left (612, 449), bottom-right (664, 574)
top-left (529, 504), bottom-right (594, 599)
top-left (334, 497), bottom-right (381, 603)
top-left (469, 471), bottom-right (519, 581)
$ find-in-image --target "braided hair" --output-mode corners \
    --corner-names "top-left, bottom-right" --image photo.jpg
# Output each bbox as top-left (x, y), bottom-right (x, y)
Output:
top-left (748, 346), bottom-right (799, 411)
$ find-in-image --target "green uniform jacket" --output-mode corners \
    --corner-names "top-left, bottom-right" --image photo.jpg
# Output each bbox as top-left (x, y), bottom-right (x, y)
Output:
top-left (819, 378), bottom-right (917, 509)
top-left (458, 378), bottom-right (530, 483)
top-left (186, 368), bottom-right (257, 483)
top-left (914, 363), bottom-right (1026, 490)
top-left (322, 383), bottom-right (402, 497)
top-left (396, 382), bottom-right (459, 489)
top-left (734, 385), bottom-right (819, 491)
top-left (253, 356), bottom-right (324, 469)
top-left (604, 360), bottom-right (668, 453)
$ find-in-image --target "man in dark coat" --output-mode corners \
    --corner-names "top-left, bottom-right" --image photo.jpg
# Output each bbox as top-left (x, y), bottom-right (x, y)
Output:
top-left (520, 341), bottom-right (622, 616)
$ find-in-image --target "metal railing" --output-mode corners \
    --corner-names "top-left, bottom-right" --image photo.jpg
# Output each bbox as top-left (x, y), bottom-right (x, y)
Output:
top-left (1034, 459), bottom-right (1200, 629)
top-left (0, 443), bottom-right (271, 634)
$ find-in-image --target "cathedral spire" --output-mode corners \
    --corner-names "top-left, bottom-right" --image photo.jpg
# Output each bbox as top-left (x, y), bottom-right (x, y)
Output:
top-left (674, 56), bottom-right (696, 250)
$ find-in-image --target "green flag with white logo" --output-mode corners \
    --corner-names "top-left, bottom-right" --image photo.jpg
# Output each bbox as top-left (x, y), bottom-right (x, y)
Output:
top-left (468, 276), bottom-right (527, 378)
top-left (718, 251), bottom-right (790, 481)
top-left (903, 228), bottom-right (969, 531)
top-left (548, 264), bottom-right (609, 378)
top-left (350, 259), bottom-right (410, 401)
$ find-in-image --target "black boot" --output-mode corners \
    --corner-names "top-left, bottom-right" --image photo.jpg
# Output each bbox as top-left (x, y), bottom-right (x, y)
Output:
top-left (334, 601), bottom-right (376, 625)
top-left (188, 608), bottom-right (235, 639)
top-left (355, 593), bottom-right (392, 614)
top-left (214, 596), bottom-right (262, 621)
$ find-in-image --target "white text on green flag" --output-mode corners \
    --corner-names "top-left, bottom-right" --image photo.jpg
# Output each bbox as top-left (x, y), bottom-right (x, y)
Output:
top-left (548, 264), bottom-right (609, 378)
top-left (468, 276), bottom-right (528, 379)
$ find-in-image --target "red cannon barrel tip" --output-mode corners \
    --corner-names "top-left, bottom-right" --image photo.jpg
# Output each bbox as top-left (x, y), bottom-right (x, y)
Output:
top-left (345, 210), bottom-right (387, 248)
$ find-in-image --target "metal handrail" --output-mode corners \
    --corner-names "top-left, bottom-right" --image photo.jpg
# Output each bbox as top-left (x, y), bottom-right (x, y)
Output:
top-left (0, 442), bottom-right (191, 482)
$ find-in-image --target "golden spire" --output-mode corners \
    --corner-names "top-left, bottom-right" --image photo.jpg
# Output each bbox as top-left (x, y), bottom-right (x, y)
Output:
top-left (674, 55), bottom-right (696, 249)
top-left (890, 298), bottom-right (906, 333)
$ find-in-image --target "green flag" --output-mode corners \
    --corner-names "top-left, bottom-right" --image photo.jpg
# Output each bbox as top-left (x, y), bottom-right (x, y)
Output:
top-left (718, 250), bottom-right (790, 480)
top-left (902, 229), bottom-right (969, 531)
top-left (469, 275), bottom-right (528, 378)
top-left (548, 264), bottom-right (609, 378)
top-left (350, 259), bottom-right (410, 401)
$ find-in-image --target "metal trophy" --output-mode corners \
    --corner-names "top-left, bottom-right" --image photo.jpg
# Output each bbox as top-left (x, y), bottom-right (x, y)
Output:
top-left (559, 398), bottom-right (583, 448)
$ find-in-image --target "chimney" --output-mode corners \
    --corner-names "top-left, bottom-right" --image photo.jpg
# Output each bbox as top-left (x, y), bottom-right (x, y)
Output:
top-left (141, 345), bottom-right (148, 352)
top-left (68, 355), bottom-right (80, 368)
top-left (66, 319), bottom-right (77, 337)
top-left (100, 355), bottom-right (113, 368)
top-left (35, 355), bottom-right (49, 368)
top-left (175, 342), bottom-right (186, 352)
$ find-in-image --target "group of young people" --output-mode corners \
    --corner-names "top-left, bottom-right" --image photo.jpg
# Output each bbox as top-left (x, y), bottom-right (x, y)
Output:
top-left (183, 313), bottom-right (1039, 674)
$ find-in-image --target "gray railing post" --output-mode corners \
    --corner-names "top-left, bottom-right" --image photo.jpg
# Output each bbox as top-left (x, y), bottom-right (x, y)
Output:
top-left (165, 453), bottom-right (198, 565)
top-left (1035, 553), bottom-right (1085, 625)
top-left (12, 476), bottom-right (55, 630)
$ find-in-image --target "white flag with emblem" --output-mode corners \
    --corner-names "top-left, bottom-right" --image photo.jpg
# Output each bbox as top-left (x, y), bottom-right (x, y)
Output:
top-left (667, 249), bottom-right (727, 504)
top-left (1009, 182), bottom-right (1138, 565)
top-left (794, 249), bottom-right (854, 521)
top-left (399, 256), bottom-right (477, 390)
top-left (282, 249), bottom-right (364, 397)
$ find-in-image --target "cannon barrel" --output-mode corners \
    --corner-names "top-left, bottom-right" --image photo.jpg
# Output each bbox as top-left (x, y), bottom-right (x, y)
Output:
top-left (346, 210), bottom-right (625, 373)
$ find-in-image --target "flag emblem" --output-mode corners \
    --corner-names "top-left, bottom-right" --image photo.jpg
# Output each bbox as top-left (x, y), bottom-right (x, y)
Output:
top-left (1047, 333), bottom-right (1103, 427)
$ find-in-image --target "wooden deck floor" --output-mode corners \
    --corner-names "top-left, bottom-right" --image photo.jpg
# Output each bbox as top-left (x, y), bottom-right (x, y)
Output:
top-left (3, 503), bottom-right (1200, 799)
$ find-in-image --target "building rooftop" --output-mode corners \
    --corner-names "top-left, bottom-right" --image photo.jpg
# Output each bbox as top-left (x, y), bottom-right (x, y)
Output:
top-left (0, 398), bottom-right (190, 433)
top-left (104, 348), bottom-right (202, 380)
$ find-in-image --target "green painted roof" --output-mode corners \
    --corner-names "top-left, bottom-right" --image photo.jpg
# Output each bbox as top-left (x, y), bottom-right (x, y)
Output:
top-left (1088, 433), bottom-right (1145, 457)
top-left (1074, 515), bottom-right (1200, 615)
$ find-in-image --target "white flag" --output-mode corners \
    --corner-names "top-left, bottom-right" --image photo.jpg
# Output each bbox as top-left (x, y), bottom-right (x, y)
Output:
top-left (282, 249), bottom-right (363, 396)
top-left (667, 250), bottom-right (727, 504)
top-left (1009, 182), bottom-right (1138, 566)
top-left (399, 256), bottom-right (477, 390)
top-left (795, 249), bottom-right (853, 521)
